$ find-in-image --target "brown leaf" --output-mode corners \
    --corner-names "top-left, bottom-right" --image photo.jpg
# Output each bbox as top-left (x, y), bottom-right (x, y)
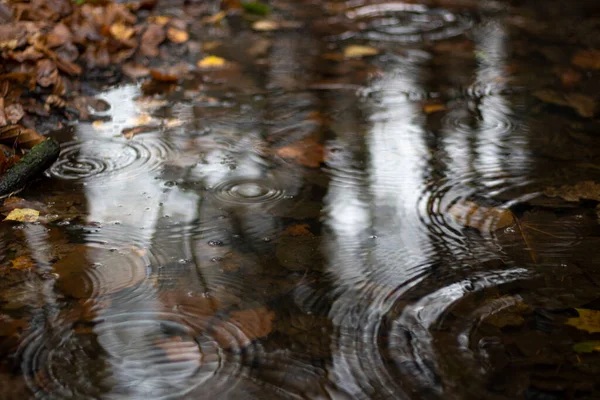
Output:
top-left (533, 89), bottom-right (597, 118)
top-left (276, 136), bottom-right (324, 168)
top-left (122, 125), bottom-right (155, 139)
top-left (543, 181), bottom-right (600, 202)
top-left (284, 224), bottom-right (313, 237)
top-left (166, 27), bottom-right (189, 44)
top-left (122, 62), bottom-right (150, 79)
top-left (448, 200), bottom-right (515, 232)
top-left (45, 23), bottom-right (72, 48)
top-left (36, 59), bottom-right (59, 88)
top-left (7, 46), bottom-right (44, 62)
top-left (0, 98), bottom-right (6, 127)
top-left (140, 24), bottom-right (165, 57)
top-left (0, 24), bottom-right (27, 50)
top-left (0, 125), bottom-right (45, 149)
top-left (109, 22), bottom-right (135, 41)
top-left (214, 306), bottom-right (274, 348)
top-left (572, 49), bottom-right (600, 70)
top-left (4, 104), bottom-right (24, 125)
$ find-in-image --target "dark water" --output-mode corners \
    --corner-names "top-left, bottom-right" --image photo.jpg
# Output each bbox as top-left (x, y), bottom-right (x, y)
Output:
top-left (2, 0), bottom-right (600, 399)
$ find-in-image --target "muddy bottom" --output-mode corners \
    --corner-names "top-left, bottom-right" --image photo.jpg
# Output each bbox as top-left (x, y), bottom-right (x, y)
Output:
top-left (1, 0), bottom-right (600, 399)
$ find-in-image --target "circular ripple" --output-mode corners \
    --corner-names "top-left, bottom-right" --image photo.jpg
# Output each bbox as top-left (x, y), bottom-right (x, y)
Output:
top-left (347, 3), bottom-right (472, 43)
top-left (210, 179), bottom-right (286, 206)
top-left (379, 268), bottom-right (532, 399)
top-left (48, 137), bottom-right (173, 183)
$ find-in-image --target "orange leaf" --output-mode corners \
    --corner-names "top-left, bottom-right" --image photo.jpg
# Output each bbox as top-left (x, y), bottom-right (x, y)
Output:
top-left (10, 255), bottom-right (35, 271)
top-left (284, 224), bottom-right (312, 237)
top-left (572, 49), bottom-right (600, 70)
top-left (167, 27), bottom-right (189, 44)
top-left (276, 136), bottom-right (324, 168)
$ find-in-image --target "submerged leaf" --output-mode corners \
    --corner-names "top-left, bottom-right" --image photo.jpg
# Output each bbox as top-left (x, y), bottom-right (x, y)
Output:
top-left (448, 201), bottom-right (514, 232)
top-left (543, 181), bottom-right (600, 202)
top-left (573, 341), bottom-right (600, 354)
top-left (566, 308), bottom-right (600, 333)
top-left (343, 45), bottom-right (379, 58)
top-left (197, 55), bottom-right (226, 68)
top-left (572, 49), bottom-right (600, 70)
top-left (4, 208), bottom-right (39, 222)
top-left (242, 1), bottom-right (270, 16)
top-left (10, 256), bottom-right (35, 271)
top-left (276, 136), bottom-right (324, 168)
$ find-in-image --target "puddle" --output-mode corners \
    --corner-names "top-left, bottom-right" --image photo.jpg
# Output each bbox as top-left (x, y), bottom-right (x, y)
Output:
top-left (2, 0), bottom-right (600, 399)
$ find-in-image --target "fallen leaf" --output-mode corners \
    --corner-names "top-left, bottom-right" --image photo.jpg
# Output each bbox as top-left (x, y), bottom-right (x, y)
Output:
top-left (122, 62), bottom-right (151, 79)
top-left (533, 89), bottom-right (597, 118)
top-left (155, 336), bottom-right (202, 363)
top-left (343, 45), bottom-right (379, 59)
top-left (129, 113), bottom-right (153, 126)
top-left (276, 136), bottom-right (324, 168)
top-left (423, 102), bottom-right (447, 114)
top-left (92, 120), bottom-right (104, 130)
top-left (202, 11), bottom-right (227, 24)
top-left (109, 22), bottom-right (135, 41)
top-left (573, 341), bottom-right (600, 354)
top-left (148, 15), bottom-right (171, 26)
top-left (122, 125), bottom-right (155, 139)
top-left (543, 181), bottom-right (600, 202)
top-left (4, 208), bottom-right (39, 222)
top-left (36, 59), bottom-right (59, 88)
top-left (10, 256), bottom-right (35, 271)
top-left (252, 20), bottom-right (279, 31)
top-left (4, 104), bottom-right (24, 124)
top-left (166, 27), bottom-right (189, 44)
top-left (566, 308), bottom-right (600, 333)
top-left (572, 49), bottom-right (600, 70)
top-left (242, 1), bottom-right (270, 16)
top-left (140, 24), bottom-right (165, 57)
top-left (229, 306), bottom-right (274, 340)
top-left (197, 55), bottom-right (226, 69)
top-left (0, 125), bottom-right (45, 149)
top-left (284, 224), bottom-right (312, 236)
top-left (448, 201), bottom-right (514, 232)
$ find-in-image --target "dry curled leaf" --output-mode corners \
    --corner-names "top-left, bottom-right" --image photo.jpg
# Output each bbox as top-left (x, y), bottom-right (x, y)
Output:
top-left (0, 125), bottom-right (45, 149)
top-left (229, 306), bottom-right (274, 341)
top-left (140, 24), bottom-right (165, 57)
top-left (4, 208), bottom-right (39, 222)
top-left (122, 62), bottom-right (150, 79)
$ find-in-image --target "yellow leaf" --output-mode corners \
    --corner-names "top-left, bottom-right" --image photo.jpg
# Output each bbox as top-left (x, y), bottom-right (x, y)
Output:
top-left (128, 113), bottom-right (153, 126)
top-left (109, 23), bottom-right (135, 41)
top-left (566, 309), bottom-right (600, 333)
top-left (92, 120), bottom-right (104, 130)
top-left (10, 255), bottom-right (35, 270)
top-left (252, 20), bottom-right (279, 31)
top-left (202, 11), bottom-right (227, 24)
top-left (4, 208), bottom-right (39, 222)
top-left (148, 15), bottom-right (171, 26)
top-left (167, 27), bottom-right (189, 44)
top-left (343, 45), bottom-right (379, 59)
top-left (197, 55), bottom-right (226, 69)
